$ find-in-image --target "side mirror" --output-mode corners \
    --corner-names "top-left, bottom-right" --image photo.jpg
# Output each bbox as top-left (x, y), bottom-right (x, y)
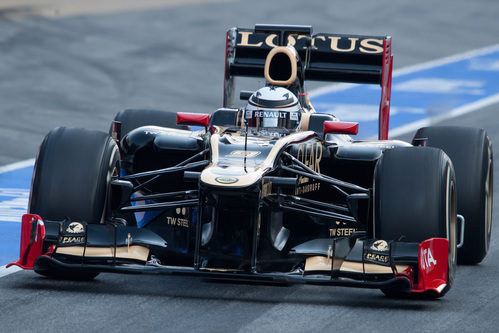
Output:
top-left (323, 121), bottom-right (359, 135)
top-left (176, 112), bottom-right (210, 127)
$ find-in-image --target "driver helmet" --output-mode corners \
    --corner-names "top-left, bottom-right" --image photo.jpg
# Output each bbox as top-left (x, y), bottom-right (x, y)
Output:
top-left (245, 86), bottom-right (302, 131)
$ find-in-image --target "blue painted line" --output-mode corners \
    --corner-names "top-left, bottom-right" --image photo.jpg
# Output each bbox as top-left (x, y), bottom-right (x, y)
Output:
top-left (0, 163), bottom-right (33, 265)
top-left (1, 45), bottom-right (499, 268)
top-left (310, 44), bottom-right (499, 139)
top-left (0, 221), bottom-right (24, 265)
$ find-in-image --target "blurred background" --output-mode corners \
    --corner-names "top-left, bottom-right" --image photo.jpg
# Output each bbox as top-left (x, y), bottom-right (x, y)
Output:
top-left (1, 0), bottom-right (499, 164)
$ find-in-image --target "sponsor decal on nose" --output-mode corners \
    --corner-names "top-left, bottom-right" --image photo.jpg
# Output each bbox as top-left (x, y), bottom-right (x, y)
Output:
top-left (215, 176), bottom-right (239, 184)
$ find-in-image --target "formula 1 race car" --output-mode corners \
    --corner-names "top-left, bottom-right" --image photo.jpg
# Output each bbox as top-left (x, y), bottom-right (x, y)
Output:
top-left (9, 25), bottom-right (493, 298)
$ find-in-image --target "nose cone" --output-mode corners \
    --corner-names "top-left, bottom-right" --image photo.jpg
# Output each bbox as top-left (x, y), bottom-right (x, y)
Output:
top-left (200, 166), bottom-right (264, 188)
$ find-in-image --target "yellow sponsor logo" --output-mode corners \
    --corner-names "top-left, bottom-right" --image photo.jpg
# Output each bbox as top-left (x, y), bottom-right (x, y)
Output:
top-left (295, 182), bottom-right (321, 195)
top-left (294, 141), bottom-right (322, 195)
top-left (215, 176), bottom-right (239, 184)
top-left (166, 207), bottom-right (189, 228)
top-left (166, 217), bottom-right (189, 228)
top-left (66, 222), bottom-right (84, 234)
top-left (329, 228), bottom-right (357, 237)
top-left (364, 253), bottom-right (389, 263)
top-left (370, 240), bottom-right (389, 252)
top-left (60, 236), bottom-right (85, 244)
top-left (296, 142), bottom-right (322, 176)
top-left (237, 31), bottom-right (384, 54)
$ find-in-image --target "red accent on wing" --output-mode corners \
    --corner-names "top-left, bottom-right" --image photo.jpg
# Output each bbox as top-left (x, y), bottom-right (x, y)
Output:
top-left (378, 37), bottom-right (393, 140)
top-left (7, 214), bottom-right (45, 270)
top-left (176, 112), bottom-right (210, 127)
top-left (323, 121), bottom-right (359, 135)
top-left (413, 238), bottom-right (449, 294)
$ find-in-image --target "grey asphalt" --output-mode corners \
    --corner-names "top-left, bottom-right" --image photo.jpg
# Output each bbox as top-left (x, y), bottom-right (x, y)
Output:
top-left (1, 0), bottom-right (499, 331)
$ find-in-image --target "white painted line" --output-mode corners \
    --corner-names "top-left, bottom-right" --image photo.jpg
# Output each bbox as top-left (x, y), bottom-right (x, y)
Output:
top-left (0, 188), bottom-right (30, 222)
top-left (393, 43), bottom-right (499, 77)
top-left (0, 265), bottom-right (22, 278)
top-left (389, 92), bottom-right (499, 137)
top-left (309, 83), bottom-right (359, 97)
top-left (310, 43), bottom-right (499, 138)
top-left (0, 158), bottom-right (35, 174)
top-left (310, 43), bottom-right (499, 97)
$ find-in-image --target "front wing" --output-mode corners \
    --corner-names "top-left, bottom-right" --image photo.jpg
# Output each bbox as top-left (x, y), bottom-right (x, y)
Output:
top-left (8, 214), bottom-right (449, 296)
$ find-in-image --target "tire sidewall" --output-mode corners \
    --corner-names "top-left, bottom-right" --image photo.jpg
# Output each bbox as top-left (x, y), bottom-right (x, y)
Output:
top-left (375, 147), bottom-right (457, 297)
top-left (29, 127), bottom-right (118, 224)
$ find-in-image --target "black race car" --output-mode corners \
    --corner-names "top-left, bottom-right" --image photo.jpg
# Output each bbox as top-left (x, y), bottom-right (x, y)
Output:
top-left (9, 25), bottom-right (493, 298)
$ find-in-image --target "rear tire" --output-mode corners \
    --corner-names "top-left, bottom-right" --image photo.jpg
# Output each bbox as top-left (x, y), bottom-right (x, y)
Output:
top-left (413, 126), bottom-right (493, 264)
top-left (109, 109), bottom-right (188, 138)
top-left (30, 127), bottom-right (118, 280)
top-left (374, 147), bottom-right (457, 298)
top-left (108, 109), bottom-right (187, 225)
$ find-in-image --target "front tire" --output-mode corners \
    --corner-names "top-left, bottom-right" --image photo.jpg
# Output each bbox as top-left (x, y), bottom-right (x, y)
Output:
top-left (374, 147), bottom-right (457, 298)
top-left (29, 127), bottom-right (118, 280)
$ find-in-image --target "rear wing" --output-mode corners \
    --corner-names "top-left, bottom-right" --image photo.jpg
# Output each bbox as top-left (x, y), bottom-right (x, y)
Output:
top-left (223, 25), bottom-right (393, 140)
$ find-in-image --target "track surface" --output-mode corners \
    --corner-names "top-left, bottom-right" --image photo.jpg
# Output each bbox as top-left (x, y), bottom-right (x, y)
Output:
top-left (1, 1), bottom-right (499, 331)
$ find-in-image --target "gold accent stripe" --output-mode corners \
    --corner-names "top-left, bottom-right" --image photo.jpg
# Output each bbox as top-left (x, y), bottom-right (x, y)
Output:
top-left (304, 256), bottom-right (409, 274)
top-left (301, 112), bottom-right (311, 131)
top-left (210, 133), bottom-right (220, 166)
top-left (200, 267), bottom-right (243, 272)
top-left (239, 109), bottom-right (245, 128)
top-left (264, 46), bottom-right (298, 86)
top-left (55, 245), bottom-right (150, 262)
top-left (260, 131), bottom-right (316, 170)
top-left (200, 131), bottom-right (317, 187)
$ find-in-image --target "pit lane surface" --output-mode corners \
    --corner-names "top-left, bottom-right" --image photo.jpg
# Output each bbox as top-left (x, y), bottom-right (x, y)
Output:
top-left (1, 1), bottom-right (499, 331)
